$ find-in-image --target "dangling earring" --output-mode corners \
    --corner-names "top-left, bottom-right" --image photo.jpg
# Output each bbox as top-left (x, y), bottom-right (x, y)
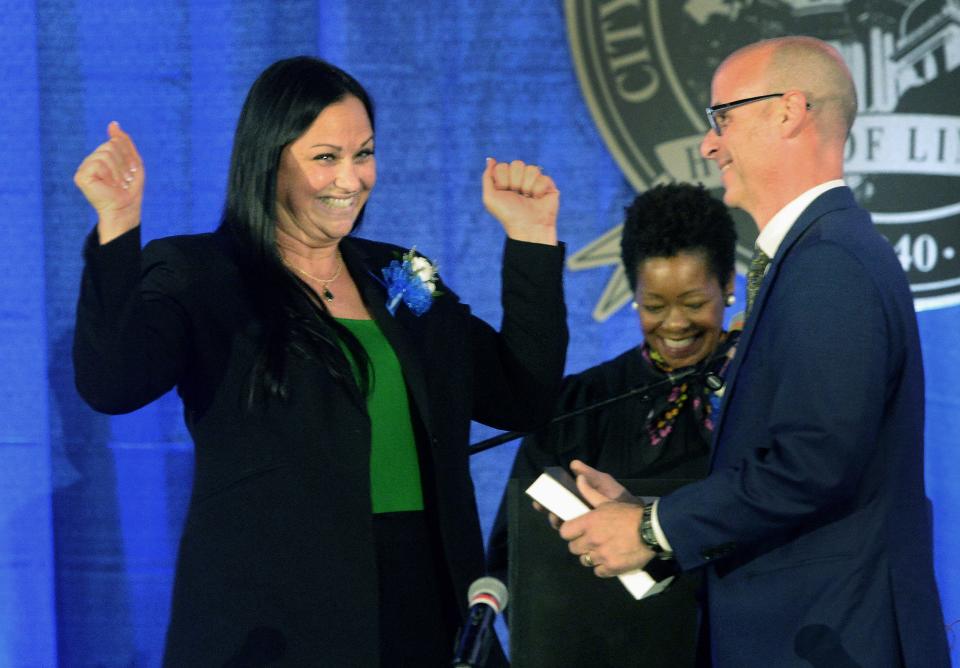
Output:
top-left (631, 301), bottom-right (639, 311)
top-left (725, 294), bottom-right (736, 307)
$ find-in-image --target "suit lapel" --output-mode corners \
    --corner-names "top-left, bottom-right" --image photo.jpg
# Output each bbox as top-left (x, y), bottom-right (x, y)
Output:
top-left (340, 238), bottom-right (435, 435)
top-left (710, 187), bottom-right (858, 463)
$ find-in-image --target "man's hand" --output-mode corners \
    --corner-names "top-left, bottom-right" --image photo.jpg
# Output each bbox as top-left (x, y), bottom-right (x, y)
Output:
top-left (558, 460), bottom-right (655, 576)
top-left (570, 459), bottom-right (634, 503)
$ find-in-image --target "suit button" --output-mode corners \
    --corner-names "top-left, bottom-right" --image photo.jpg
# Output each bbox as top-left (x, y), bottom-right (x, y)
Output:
top-left (700, 542), bottom-right (736, 561)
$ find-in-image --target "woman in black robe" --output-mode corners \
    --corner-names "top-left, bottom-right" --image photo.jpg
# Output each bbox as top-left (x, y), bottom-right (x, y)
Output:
top-left (487, 182), bottom-right (738, 667)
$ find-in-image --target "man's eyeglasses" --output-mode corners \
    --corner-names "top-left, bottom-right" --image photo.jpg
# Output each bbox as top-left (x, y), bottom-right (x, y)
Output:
top-left (705, 93), bottom-right (786, 136)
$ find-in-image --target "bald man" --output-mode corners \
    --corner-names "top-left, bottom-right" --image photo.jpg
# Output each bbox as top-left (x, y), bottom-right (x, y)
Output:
top-left (557, 36), bottom-right (949, 666)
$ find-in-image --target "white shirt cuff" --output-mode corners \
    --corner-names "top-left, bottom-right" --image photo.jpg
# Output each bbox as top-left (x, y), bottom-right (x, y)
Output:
top-left (650, 498), bottom-right (674, 553)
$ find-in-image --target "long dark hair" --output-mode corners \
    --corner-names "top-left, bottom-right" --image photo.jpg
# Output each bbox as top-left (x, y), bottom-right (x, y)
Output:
top-left (219, 56), bottom-right (373, 404)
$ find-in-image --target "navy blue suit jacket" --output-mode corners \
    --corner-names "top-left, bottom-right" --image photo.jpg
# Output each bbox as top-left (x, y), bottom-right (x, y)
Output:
top-left (657, 188), bottom-right (949, 667)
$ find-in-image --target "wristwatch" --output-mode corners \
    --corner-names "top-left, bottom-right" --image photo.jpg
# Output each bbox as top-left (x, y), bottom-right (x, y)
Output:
top-left (640, 501), bottom-right (673, 559)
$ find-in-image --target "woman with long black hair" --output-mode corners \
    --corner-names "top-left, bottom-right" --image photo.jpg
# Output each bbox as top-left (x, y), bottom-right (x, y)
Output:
top-left (73, 56), bottom-right (566, 666)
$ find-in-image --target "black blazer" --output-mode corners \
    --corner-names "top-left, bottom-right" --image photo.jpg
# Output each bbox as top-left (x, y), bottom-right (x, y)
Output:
top-left (73, 226), bottom-right (567, 666)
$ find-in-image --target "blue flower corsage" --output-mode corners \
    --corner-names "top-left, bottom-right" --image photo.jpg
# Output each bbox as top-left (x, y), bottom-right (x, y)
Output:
top-left (381, 247), bottom-right (439, 316)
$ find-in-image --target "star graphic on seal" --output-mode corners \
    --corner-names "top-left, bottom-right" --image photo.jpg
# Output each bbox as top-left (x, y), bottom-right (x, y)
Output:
top-left (566, 223), bottom-right (632, 322)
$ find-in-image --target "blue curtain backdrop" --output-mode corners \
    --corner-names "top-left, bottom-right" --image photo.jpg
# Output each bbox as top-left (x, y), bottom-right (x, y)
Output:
top-left (1, 1), bottom-right (957, 665)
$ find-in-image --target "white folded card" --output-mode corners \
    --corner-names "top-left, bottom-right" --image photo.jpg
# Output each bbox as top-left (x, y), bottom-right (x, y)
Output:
top-left (525, 467), bottom-right (674, 600)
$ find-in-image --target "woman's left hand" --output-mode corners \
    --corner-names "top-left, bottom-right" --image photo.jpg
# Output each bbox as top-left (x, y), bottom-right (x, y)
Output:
top-left (482, 158), bottom-right (559, 245)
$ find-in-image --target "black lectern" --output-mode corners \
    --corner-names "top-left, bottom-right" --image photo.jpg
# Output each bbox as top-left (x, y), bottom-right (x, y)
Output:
top-left (505, 478), bottom-right (701, 668)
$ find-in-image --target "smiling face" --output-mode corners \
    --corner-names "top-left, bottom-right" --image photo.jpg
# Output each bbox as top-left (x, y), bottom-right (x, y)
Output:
top-left (699, 49), bottom-right (781, 224)
top-left (275, 95), bottom-right (375, 247)
top-left (635, 251), bottom-right (729, 369)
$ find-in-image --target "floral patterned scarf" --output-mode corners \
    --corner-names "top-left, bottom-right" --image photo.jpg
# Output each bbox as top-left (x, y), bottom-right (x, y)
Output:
top-left (641, 329), bottom-right (740, 446)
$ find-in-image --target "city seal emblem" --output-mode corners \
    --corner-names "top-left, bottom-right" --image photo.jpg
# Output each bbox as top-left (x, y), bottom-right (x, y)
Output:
top-left (565, 0), bottom-right (960, 320)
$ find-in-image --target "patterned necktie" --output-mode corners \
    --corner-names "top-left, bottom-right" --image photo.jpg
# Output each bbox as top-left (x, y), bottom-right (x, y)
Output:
top-left (746, 246), bottom-right (771, 316)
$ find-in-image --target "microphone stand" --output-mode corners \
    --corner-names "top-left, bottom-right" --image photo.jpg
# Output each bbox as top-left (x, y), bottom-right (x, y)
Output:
top-left (468, 365), bottom-right (705, 456)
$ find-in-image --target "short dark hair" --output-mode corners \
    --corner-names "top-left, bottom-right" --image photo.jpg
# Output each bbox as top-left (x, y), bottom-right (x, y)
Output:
top-left (219, 56), bottom-right (375, 403)
top-left (620, 183), bottom-right (736, 291)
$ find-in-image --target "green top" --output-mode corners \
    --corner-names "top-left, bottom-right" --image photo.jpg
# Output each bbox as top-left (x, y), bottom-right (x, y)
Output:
top-left (336, 317), bottom-right (424, 513)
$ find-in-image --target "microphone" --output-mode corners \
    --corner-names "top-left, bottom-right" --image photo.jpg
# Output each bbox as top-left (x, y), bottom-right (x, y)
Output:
top-left (452, 577), bottom-right (508, 667)
top-left (468, 336), bottom-right (739, 455)
top-left (704, 371), bottom-right (725, 392)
